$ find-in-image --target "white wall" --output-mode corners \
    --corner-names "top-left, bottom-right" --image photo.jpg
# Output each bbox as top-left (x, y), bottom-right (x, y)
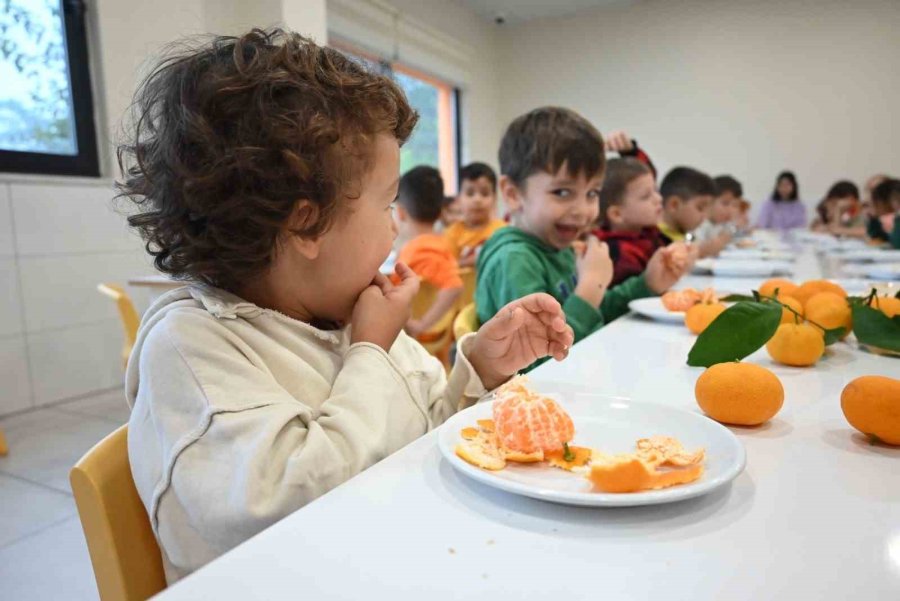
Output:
top-left (495, 0), bottom-right (900, 217)
top-left (0, 0), bottom-right (328, 416)
top-left (328, 0), bottom-right (504, 174)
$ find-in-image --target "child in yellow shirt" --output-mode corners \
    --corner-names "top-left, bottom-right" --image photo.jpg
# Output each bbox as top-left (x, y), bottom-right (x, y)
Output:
top-left (444, 162), bottom-right (507, 267)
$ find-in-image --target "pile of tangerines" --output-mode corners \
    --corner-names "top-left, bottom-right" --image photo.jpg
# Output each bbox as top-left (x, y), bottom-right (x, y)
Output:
top-left (684, 278), bottom-right (900, 445)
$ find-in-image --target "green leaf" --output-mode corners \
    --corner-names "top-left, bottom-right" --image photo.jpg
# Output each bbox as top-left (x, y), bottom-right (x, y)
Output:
top-left (851, 304), bottom-right (900, 353)
top-left (721, 294), bottom-right (755, 303)
top-left (687, 302), bottom-right (783, 367)
top-left (822, 327), bottom-right (846, 346)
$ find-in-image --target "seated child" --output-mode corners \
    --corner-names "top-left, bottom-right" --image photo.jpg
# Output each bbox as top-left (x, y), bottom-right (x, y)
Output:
top-left (117, 30), bottom-right (573, 583)
top-left (871, 178), bottom-right (900, 248)
top-left (820, 181), bottom-right (866, 238)
top-left (735, 198), bottom-right (752, 234)
top-left (692, 175), bottom-right (742, 257)
top-left (437, 194), bottom-right (462, 232)
top-left (444, 162), bottom-right (507, 267)
top-left (593, 158), bottom-right (681, 287)
top-left (476, 107), bottom-right (689, 370)
top-left (657, 166), bottom-right (715, 248)
top-left (394, 166), bottom-right (464, 338)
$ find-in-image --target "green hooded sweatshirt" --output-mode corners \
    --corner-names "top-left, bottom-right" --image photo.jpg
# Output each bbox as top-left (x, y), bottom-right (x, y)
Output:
top-left (475, 227), bottom-right (653, 363)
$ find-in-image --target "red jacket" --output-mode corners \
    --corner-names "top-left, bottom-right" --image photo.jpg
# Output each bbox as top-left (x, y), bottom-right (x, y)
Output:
top-left (593, 226), bottom-right (667, 287)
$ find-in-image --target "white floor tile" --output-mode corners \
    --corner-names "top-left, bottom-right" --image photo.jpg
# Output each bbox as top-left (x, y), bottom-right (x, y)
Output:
top-left (0, 517), bottom-right (99, 601)
top-left (0, 409), bottom-right (119, 494)
top-left (56, 388), bottom-right (131, 424)
top-left (0, 474), bottom-right (76, 547)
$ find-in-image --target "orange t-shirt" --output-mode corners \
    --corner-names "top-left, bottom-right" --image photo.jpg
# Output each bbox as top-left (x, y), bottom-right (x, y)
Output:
top-left (444, 219), bottom-right (506, 261)
top-left (397, 234), bottom-right (463, 289)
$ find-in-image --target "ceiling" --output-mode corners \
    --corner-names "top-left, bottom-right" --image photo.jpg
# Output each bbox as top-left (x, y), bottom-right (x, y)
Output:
top-left (454, 0), bottom-right (633, 26)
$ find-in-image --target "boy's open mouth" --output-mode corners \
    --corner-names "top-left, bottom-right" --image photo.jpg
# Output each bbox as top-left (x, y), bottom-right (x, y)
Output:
top-left (554, 224), bottom-right (581, 242)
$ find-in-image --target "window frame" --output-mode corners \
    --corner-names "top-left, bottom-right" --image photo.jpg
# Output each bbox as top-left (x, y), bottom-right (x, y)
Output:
top-left (329, 40), bottom-right (460, 194)
top-left (0, 0), bottom-right (100, 177)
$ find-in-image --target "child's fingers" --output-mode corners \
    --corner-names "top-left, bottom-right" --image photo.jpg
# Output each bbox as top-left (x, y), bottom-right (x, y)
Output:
top-left (517, 294), bottom-right (567, 330)
top-left (372, 272), bottom-right (394, 294)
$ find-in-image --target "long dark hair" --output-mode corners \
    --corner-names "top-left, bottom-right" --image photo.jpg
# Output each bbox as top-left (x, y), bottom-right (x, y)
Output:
top-left (771, 171), bottom-right (799, 202)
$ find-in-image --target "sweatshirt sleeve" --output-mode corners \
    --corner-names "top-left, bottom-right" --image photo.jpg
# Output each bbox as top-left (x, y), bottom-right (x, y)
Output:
top-left (130, 314), bottom-right (485, 569)
top-left (756, 200), bottom-right (773, 229)
top-left (599, 274), bottom-right (654, 322)
top-left (480, 248), bottom-right (602, 342)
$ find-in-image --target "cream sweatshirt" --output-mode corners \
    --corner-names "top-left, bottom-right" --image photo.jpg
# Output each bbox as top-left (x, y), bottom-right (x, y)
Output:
top-left (125, 284), bottom-right (487, 583)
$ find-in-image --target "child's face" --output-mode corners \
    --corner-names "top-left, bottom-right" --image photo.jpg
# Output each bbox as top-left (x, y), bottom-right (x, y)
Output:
top-left (310, 133), bottom-right (400, 321)
top-left (710, 192), bottom-right (737, 224)
top-left (459, 176), bottom-right (496, 227)
top-left (612, 172), bottom-right (662, 229)
top-left (665, 194), bottom-right (712, 233)
top-left (503, 165), bottom-right (602, 250)
top-left (441, 197), bottom-right (463, 226)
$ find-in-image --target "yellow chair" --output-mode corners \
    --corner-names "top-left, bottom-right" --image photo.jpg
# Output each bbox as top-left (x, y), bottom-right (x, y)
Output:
top-left (0, 428), bottom-right (7, 456)
top-left (70, 425), bottom-right (166, 601)
top-left (453, 302), bottom-right (480, 341)
top-left (410, 282), bottom-right (458, 365)
top-left (97, 284), bottom-right (140, 369)
top-left (457, 267), bottom-right (476, 311)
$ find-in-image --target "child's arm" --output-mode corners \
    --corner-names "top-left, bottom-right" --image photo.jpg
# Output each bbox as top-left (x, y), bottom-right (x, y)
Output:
top-left (698, 231), bottom-right (732, 258)
top-left (599, 274), bottom-right (653, 322)
top-left (406, 286), bottom-right (462, 338)
top-left (482, 249), bottom-right (603, 344)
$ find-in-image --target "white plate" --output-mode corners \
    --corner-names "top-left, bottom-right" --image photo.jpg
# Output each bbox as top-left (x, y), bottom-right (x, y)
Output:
top-left (628, 297), bottom-right (687, 323)
top-left (842, 263), bottom-right (900, 281)
top-left (695, 259), bottom-right (793, 277)
top-left (835, 249), bottom-right (900, 263)
top-left (438, 392), bottom-right (746, 507)
top-left (719, 249), bottom-right (795, 262)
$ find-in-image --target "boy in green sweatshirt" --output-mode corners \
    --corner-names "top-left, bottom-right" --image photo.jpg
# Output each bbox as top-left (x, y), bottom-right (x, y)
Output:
top-left (476, 107), bottom-right (689, 368)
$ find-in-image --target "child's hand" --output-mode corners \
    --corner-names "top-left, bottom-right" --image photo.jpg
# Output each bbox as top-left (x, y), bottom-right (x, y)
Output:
top-left (574, 236), bottom-right (613, 307)
top-left (604, 130), bottom-right (634, 153)
top-left (646, 246), bottom-right (688, 294)
top-left (469, 294), bottom-right (574, 390)
top-left (351, 263), bottom-right (420, 351)
top-left (404, 319), bottom-right (425, 339)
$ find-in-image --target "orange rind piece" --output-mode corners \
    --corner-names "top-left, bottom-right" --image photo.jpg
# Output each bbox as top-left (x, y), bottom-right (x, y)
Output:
top-left (635, 436), bottom-right (706, 467)
top-left (476, 419), bottom-right (495, 433)
top-left (545, 445), bottom-right (592, 471)
top-left (588, 454), bottom-right (704, 493)
top-left (502, 448), bottom-right (545, 463)
top-left (455, 440), bottom-right (506, 471)
top-left (460, 427), bottom-right (480, 440)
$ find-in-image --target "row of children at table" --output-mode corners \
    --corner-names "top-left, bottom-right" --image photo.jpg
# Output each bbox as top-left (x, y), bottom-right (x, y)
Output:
top-left (392, 109), bottom-right (752, 366)
top-left (809, 175), bottom-right (900, 246)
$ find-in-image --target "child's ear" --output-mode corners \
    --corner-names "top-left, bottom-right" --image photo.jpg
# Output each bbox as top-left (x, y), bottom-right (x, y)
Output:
top-left (607, 205), bottom-right (624, 226)
top-left (396, 205), bottom-right (409, 222)
top-left (666, 196), bottom-right (682, 212)
top-left (500, 175), bottom-right (523, 213)
top-left (285, 200), bottom-right (324, 260)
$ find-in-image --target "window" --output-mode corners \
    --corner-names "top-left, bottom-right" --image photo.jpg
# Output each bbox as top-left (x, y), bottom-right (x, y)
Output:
top-left (0, 0), bottom-right (99, 177)
top-left (331, 42), bottom-right (459, 194)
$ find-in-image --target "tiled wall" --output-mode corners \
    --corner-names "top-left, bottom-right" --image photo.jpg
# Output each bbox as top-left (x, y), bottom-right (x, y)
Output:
top-left (0, 178), bottom-right (158, 417)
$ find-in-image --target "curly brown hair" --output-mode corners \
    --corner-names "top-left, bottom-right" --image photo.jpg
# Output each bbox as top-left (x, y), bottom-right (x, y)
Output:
top-left (117, 29), bottom-right (417, 292)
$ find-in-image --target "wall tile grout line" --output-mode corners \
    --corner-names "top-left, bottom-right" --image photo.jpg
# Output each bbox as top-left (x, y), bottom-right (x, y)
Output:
top-left (7, 182), bottom-right (37, 411)
top-left (0, 385), bottom-right (124, 421)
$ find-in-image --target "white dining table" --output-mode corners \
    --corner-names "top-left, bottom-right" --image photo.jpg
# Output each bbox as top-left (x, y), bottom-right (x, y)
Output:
top-left (154, 232), bottom-right (900, 600)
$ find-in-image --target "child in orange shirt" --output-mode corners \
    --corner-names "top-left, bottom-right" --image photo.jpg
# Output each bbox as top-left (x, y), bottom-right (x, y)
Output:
top-left (444, 162), bottom-right (507, 267)
top-left (395, 166), bottom-right (463, 338)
